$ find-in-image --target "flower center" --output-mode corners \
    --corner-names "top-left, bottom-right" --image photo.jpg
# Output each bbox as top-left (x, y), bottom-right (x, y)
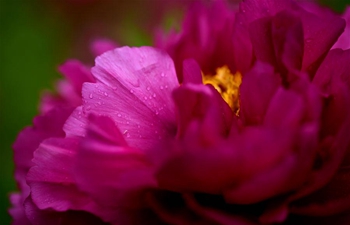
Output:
top-left (202, 66), bottom-right (242, 114)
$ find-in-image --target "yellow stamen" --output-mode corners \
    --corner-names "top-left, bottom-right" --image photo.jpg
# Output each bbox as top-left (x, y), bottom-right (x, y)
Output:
top-left (202, 66), bottom-right (242, 114)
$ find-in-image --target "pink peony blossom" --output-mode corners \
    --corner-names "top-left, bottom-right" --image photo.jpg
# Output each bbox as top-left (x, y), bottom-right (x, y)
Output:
top-left (11, 0), bottom-right (350, 224)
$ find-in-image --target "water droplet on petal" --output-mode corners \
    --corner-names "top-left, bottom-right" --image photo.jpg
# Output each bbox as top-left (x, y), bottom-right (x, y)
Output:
top-left (153, 93), bottom-right (156, 98)
top-left (306, 38), bottom-right (312, 43)
top-left (104, 92), bottom-right (108, 96)
top-left (161, 72), bottom-right (165, 77)
top-left (117, 113), bottom-right (122, 117)
top-left (89, 93), bottom-right (93, 99)
top-left (146, 86), bottom-right (150, 91)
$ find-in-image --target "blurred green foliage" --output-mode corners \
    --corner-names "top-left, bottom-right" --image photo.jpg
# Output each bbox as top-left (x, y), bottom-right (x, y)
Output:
top-left (0, 0), bottom-right (348, 224)
top-left (0, 0), bottom-right (66, 223)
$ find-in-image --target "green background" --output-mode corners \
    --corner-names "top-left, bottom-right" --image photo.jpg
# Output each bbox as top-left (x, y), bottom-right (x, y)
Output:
top-left (0, 0), bottom-right (348, 224)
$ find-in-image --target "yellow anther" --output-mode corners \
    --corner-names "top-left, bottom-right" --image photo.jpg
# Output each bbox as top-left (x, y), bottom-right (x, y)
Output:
top-left (202, 66), bottom-right (242, 114)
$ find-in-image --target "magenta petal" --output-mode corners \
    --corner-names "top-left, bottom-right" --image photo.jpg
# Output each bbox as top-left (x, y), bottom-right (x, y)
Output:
top-left (239, 0), bottom-right (292, 23)
top-left (156, 0), bottom-right (236, 80)
top-left (74, 114), bottom-right (156, 208)
top-left (264, 87), bottom-right (304, 129)
top-left (272, 11), bottom-right (304, 73)
top-left (299, 7), bottom-right (345, 74)
top-left (173, 84), bottom-right (232, 142)
top-left (248, 17), bottom-right (276, 67)
top-left (24, 196), bottom-right (107, 225)
top-left (13, 107), bottom-right (73, 190)
top-left (157, 144), bottom-right (241, 193)
top-left (288, 115), bottom-right (350, 213)
top-left (240, 62), bottom-right (281, 125)
top-left (64, 106), bottom-right (88, 138)
top-left (85, 46), bottom-right (177, 149)
top-left (313, 49), bottom-right (350, 136)
top-left (81, 82), bottom-right (175, 150)
top-left (58, 59), bottom-right (95, 95)
top-left (332, 6), bottom-right (350, 50)
top-left (90, 38), bottom-right (118, 57)
top-left (27, 137), bottom-right (96, 212)
top-left (233, 12), bottom-right (254, 73)
top-left (224, 154), bottom-right (298, 204)
top-left (91, 46), bottom-right (178, 123)
top-left (182, 59), bottom-right (202, 84)
top-left (313, 49), bottom-right (350, 94)
top-left (291, 166), bottom-right (350, 216)
top-left (9, 193), bottom-right (32, 225)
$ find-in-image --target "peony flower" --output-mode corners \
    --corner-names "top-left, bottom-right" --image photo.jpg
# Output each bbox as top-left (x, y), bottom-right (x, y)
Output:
top-left (11, 0), bottom-right (350, 225)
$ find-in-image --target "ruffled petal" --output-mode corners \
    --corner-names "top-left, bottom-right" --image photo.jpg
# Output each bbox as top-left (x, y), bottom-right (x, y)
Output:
top-left (92, 46), bottom-right (178, 123)
top-left (74, 114), bottom-right (156, 209)
top-left (27, 138), bottom-right (97, 212)
top-left (332, 6), bottom-right (350, 50)
top-left (182, 59), bottom-right (203, 84)
top-left (239, 62), bottom-right (281, 125)
top-left (156, 0), bottom-right (236, 81)
top-left (58, 59), bottom-right (95, 95)
top-left (24, 196), bottom-right (107, 225)
top-left (83, 46), bottom-right (178, 149)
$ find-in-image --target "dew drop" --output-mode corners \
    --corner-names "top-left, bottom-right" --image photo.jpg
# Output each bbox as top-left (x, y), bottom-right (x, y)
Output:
top-left (117, 113), bottom-right (122, 117)
top-left (130, 89), bottom-right (134, 94)
top-left (160, 86), bottom-right (164, 90)
top-left (104, 92), bottom-right (108, 97)
top-left (306, 38), bottom-right (312, 43)
top-left (146, 86), bottom-right (150, 91)
top-left (153, 93), bottom-right (156, 97)
top-left (161, 72), bottom-right (165, 77)
top-left (144, 96), bottom-right (148, 100)
top-left (89, 93), bottom-right (93, 99)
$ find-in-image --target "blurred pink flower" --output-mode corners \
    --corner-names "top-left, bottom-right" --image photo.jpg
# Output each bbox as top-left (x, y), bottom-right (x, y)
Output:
top-left (9, 41), bottom-right (113, 225)
top-left (11, 0), bottom-right (350, 224)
